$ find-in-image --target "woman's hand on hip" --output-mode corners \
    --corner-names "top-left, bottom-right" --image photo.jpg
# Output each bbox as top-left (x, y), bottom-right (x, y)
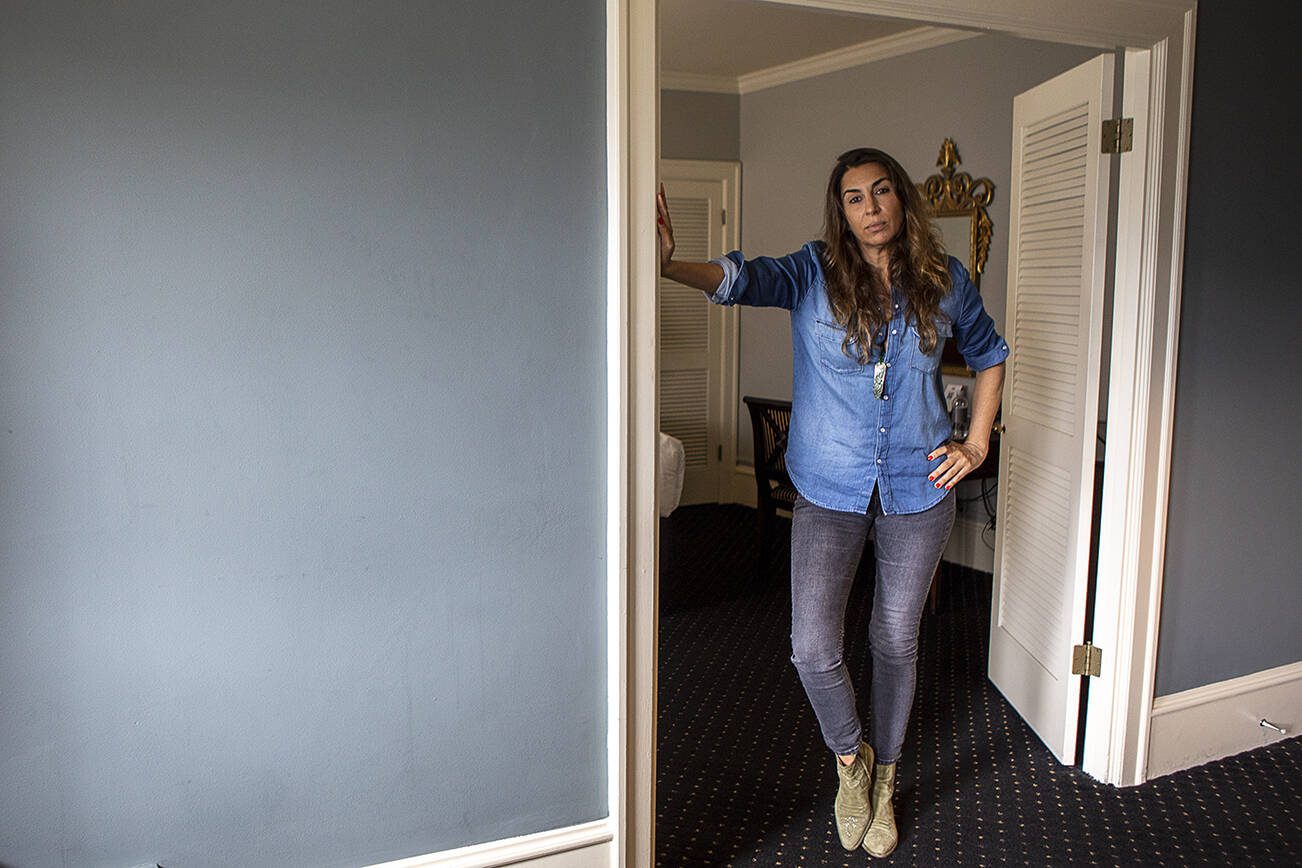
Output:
top-left (926, 440), bottom-right (988, 491)
top-left (656, 183), bottom-right (676, 275)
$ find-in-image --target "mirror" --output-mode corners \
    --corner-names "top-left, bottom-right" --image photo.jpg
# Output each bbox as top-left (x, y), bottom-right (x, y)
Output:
top-left (934, 214), bottom-right (982, 278)
top-left (918, 139), bottom-right (994, 374)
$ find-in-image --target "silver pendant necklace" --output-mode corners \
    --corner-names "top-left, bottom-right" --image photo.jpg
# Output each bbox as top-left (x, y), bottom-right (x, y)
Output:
top-left (872, 332), bottom-right (889, 400)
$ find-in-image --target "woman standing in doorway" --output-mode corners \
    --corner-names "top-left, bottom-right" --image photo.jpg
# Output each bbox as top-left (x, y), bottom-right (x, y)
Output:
top-left (656, 148), bottom-right (1007, 857)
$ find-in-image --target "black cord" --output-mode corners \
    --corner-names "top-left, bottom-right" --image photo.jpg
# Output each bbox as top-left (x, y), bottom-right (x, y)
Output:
top-left (956, 478), bottom-right (998, 506)
top-left (980, 477), bottom-right (997, 523)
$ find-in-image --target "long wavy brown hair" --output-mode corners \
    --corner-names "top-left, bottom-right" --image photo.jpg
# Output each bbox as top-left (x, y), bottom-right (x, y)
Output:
top-left (821, 147), bottom-right (951, 363)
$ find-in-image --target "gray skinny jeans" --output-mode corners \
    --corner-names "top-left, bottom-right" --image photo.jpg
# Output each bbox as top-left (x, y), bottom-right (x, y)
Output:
top-left (789, 490), bottom-right (955, 763)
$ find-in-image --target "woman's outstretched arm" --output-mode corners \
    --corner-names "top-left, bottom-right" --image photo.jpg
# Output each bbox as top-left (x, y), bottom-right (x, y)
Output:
top-left (657, 183), bottom-right (809, 310)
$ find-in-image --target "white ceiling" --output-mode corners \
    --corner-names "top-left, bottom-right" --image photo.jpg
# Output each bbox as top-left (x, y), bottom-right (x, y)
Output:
top-left (660, 0), bottom-right (975, 92)
top-left (660, 0), bottom-right (917, 78)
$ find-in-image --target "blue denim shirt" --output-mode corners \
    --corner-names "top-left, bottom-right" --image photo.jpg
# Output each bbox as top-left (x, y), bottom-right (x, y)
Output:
top-left (711, 242), bottom-right (1008, 515)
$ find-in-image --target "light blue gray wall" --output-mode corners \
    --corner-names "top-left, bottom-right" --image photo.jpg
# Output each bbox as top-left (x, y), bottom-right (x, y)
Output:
top-left (1155, 0), bottom-right (1302, 696)
top-left (734, 34), bottom-right (1098, 464)
top-left (661, 89), bottom-right (741, 162)
top-left (0, 2), bottom-right (607, 866)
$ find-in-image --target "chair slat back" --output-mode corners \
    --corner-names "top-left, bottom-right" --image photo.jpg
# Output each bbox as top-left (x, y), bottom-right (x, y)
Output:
top-left (743, 396), bottom-right (794, 496)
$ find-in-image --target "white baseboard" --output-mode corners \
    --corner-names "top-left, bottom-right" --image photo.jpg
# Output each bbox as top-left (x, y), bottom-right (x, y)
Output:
top-left (366, 819), bottom-right (613, 868)
top-left (1147, 660), bottom-right (1302, 779)
top-left (730, 464), bottom-right (758, 507)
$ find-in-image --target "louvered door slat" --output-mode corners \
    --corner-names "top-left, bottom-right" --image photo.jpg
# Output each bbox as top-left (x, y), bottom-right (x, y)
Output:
top-left (658, 192), bottom-right (713, 481)
top-left (1022, 163), bottom-right (1089, 189)
top-left (1018, 237), bottom-right (1086, 255)
top-left (1009, 98), bottom-right (1090, 441)
top-left (659, 196), bottom-right (711, 355)
top-left (660, 369), bottom-right (709, 468)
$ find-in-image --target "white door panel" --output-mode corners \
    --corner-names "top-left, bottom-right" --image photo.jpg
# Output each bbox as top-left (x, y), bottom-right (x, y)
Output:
top-left (657, 166), bottom-right (739, 505)
top-left (989, 54), bottom-right (1114, 764)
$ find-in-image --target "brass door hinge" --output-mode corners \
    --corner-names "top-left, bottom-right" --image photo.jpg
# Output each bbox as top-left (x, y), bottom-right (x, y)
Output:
top-left (1102, 118), bottom-right (1133, 154)
top-left (1072, 642), bottom-right (1103, 677)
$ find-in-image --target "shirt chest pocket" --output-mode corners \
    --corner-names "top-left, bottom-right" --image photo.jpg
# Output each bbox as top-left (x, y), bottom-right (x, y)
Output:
top-left (814, 318), bottom-right (871, 376)
top-left (906, 318), bottom-right (953, 372)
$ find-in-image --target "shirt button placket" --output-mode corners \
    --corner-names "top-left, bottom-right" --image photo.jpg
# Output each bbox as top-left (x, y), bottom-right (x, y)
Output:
top-left (871, 380), bottom-right (888, 499)
top-left (879, 339), bottom-right (895, 507)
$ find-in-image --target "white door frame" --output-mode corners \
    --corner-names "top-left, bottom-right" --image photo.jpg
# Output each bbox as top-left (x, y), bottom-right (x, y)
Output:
top-left (607, 0), bottom-right (1197, 863)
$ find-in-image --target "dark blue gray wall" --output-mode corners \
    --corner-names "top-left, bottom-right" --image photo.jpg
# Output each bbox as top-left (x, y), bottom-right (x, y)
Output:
top-left (1156, 0), bottom-right (1302, 695)
top-left (0, 2), bottom-right (607, 866)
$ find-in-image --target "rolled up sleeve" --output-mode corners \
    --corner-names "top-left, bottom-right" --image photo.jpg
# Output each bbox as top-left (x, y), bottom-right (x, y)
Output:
top-left (949, 257), bottom-right (1009, 371)
top-left (707, 254), bottom-right (741, 304)
top-left (705, 245), bottom-right (819, 310)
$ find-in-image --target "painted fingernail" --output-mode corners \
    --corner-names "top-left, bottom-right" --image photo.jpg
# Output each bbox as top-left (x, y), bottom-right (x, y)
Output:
top-left (945, 483), bottom-right (953, 490)
top-left (934, 482), bottom-right (941, 488)
top-left (657, 217), bottom-right (664, 225)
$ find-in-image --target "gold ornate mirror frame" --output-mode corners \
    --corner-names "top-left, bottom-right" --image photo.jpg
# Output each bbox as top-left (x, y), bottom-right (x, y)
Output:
top-left (919, 138), bottom-right (994, 286)
top-left (918, 138), bottom-right (994, 374)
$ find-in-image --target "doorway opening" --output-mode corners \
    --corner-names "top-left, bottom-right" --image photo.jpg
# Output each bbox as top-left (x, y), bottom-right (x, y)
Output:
top-left (615, 1), bottom-right (1198, 860)
top-left (633, 1), bottom-right (1196, 858)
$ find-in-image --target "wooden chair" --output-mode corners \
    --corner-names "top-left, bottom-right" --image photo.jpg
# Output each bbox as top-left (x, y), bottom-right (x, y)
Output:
top-left (743, 396), bottom-right (798, 579)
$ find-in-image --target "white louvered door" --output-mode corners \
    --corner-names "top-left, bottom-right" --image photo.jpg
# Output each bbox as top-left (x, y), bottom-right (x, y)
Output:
top-left (658, 168), bottom-right (738, 505)
top-left (988, 55), bottom-right (1114, 764)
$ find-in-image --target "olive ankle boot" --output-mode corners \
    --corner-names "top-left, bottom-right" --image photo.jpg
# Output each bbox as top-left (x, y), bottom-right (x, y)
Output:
top-left (833, 741), bottom-right (874, 850)
top-left (863, 761), bottom-right (898, 858)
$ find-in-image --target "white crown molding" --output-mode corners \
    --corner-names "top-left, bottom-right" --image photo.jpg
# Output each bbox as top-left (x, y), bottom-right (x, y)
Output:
top-left (661, 26), bottom-right (980, 96)
top-left (762, 1), bottom-right (1185, 48)
top-left (660, 70), bottom-right (740, 94)
top-left (737, 25), bottom-right (980, 93)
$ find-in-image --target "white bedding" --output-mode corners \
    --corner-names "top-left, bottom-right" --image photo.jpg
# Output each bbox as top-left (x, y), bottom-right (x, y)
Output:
top-left (658, 432), bottom-right (685, 517)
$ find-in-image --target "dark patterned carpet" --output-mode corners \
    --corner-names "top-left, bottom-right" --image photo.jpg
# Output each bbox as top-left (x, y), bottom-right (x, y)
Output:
top-left (656, 504), bottom-right (1302, 866)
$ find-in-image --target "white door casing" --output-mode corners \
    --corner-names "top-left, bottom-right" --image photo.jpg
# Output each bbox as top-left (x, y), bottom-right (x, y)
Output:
top-left (657, 162), bottom-right (740, 505)
top-left (988, 54), bottom-right (1115, 764)
top-left (617, 5), bottom-right (1198, 862)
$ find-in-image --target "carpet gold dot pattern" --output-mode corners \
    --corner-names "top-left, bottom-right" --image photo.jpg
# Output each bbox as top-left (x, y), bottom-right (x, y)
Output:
top-left (656, 505), bottom-right (1301, 866)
